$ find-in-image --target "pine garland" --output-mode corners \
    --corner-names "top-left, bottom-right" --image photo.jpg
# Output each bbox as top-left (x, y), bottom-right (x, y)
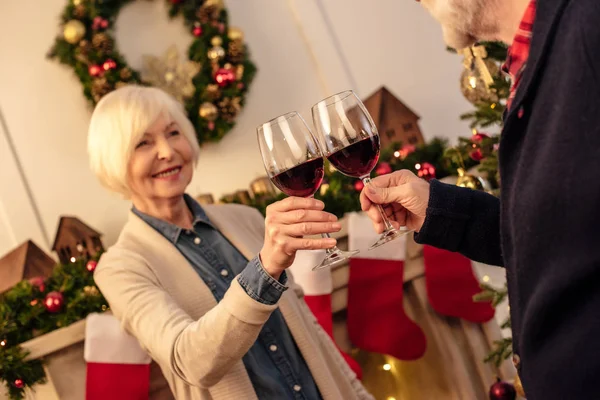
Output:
top-left (0, 256), bottom-right (107, 399)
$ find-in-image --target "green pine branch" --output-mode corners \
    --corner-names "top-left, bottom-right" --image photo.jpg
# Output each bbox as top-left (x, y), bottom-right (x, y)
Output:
top-left (484, 337), bottom-right (514, 368)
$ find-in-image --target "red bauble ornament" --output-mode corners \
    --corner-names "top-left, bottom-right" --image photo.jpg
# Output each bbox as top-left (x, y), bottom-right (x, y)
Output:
top-left (208, 121), bottom-right (215, 130)
top-left (237, 82), bottom-right (245, 89)
top-left (218, 23), bottom-right (225, 33)
top-left (354, 180), bottom-right (365, 192)
top-left (416, 162), bottom-right (436, 181)
top-left (92, 16), bottom-right (109, 30)
top-left (44, 291), bottom-right (64, 313)
top-left (489, 378), bottom-right (516, 400)
top-left (192, 26), bottom-right (203, 37)
top-left (375, 162), bottom-right (392, 176)
top-left (471, 132), bottom-right (490, 143)
top-left (29, 277), bottom-right (46, 293)
top-left (102, 59), bottom-right (117, 71)
top-left (214, 68), bottom-right (236, 87)
top-left (14, 379), bottom-right (24, 389)
top-left (470, 148), bottom-right (484, 161)
top-left (88, 64), bottom-right (103, 77)
top-left (86, 260), bottom-right (98, 272)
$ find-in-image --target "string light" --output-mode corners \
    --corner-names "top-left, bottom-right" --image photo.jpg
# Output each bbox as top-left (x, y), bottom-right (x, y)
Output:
top-left (1, 340), bottom-right (6, 347)
top-left (70, 257), bottom-right (76, 263)
top-left (387, 397), bottom-right (397, 400)
top-left (490, 103), bottom-right (497, 109)
top-left (472, 128), bottom-right (478, 135)
top-left (383, 363), bottom-right (392, 371)
top-left (394, 151), bottom-right (400, 158)
top-left (415, 163), bottom-right (421, 170)
top-left (482, 275), bottom-right (490, 283)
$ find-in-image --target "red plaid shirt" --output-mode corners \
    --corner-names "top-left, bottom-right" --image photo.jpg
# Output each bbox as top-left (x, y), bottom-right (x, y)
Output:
top-left (502, 0), bottom-right (537, 110)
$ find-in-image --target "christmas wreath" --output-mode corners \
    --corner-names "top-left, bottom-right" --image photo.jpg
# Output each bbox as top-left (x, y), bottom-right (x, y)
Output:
top-left (48, 0), bottom-right (257, 145)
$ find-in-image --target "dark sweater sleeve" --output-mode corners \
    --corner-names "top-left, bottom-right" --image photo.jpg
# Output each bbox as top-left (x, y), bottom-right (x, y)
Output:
top-left (414, 179), bottom-right (503, 266)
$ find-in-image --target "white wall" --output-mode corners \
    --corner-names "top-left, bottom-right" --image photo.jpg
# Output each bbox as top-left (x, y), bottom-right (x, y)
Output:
top-left (0, 0), bottom-right (472, 250)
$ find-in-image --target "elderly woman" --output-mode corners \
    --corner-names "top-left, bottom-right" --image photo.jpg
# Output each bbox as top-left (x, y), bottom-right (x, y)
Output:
top-left (88, 86), bottom-right (372, 400)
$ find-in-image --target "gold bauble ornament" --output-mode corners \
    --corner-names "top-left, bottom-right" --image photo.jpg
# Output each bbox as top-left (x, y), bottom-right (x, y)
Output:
top-left (456, 168), bottom-right (492, 192)
top-left (228, 26), bottom-right (244, 41)
top-left (199, 102), bottom-right (218, 121)
top-left (211, 36), bottom-right (223, 46)
top-left (208, 46), bottom-right (225, 61)
top-left (460, 59), bottom-right (500, 105)
top-left (72, 0), bottom-right (84, 5)
top-left (83, 285), bottom-right (99, 297)
top-left (63, 20), bottom-right (86, 44)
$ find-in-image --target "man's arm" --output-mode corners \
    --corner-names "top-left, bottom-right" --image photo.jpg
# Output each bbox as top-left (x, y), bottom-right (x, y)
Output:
top-left (415, 180), bottom-right (503, 266)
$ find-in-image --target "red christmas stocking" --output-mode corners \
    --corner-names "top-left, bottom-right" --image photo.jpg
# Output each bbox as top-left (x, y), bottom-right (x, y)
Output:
top-left (85, 313), bottom-right (151, 400)
top-left (346, 213), bottom-right (427, 361)
top-left (423, 245), bottom-right (495, 323)
top-left (289, 251), bottom-right (363, 379)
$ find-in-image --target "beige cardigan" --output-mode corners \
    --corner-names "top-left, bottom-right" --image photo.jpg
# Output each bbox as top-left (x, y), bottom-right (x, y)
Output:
top-left (94, 203), bottom-right (374, 400)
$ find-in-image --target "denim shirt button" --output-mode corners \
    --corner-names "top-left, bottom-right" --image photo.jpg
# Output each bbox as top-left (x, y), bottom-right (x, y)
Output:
top-left (194, 237), bottom-right (202, 245)
top-left (269, 344), bottom-right (278, 352)
top-left (220, 269), bottom-right (229, 277)
top-left (293, 385), bottom-right (301, 392)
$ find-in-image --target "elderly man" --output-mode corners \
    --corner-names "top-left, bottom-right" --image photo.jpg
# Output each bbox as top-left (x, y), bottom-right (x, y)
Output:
top-left (361, 0), bottom-right (600, 398)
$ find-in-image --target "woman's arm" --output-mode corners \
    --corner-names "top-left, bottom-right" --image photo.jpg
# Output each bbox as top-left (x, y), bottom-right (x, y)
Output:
top-left (95, 252), bottom-right (276, 388)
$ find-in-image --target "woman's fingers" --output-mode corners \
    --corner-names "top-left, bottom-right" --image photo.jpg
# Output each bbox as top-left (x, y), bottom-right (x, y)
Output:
top-left (282, 221), bottom-right (342, 237)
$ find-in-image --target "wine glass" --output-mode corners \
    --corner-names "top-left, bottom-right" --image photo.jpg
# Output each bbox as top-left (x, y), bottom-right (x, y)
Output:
top-left (311, 90), bottom-right (412, 250)
top-left (257, 111), bottom-right (359, 270)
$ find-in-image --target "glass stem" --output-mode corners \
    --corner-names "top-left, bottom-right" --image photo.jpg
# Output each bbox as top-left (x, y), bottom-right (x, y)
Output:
top-left (309, 195), bottom-right (335, 254)
top-left (362, 176), bottom-right (395, 232)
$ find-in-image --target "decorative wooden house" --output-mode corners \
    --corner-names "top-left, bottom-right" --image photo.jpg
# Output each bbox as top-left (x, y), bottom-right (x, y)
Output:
top-left (0, 240), bottom-right (56, 293)
top-left (52, 217), bottom-right (104, 264)
top-left (362, 86), bottom-right (425, 148)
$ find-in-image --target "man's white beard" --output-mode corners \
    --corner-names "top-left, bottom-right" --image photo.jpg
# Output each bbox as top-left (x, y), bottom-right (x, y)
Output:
top-left (421, 0), bottom-right (493, 49)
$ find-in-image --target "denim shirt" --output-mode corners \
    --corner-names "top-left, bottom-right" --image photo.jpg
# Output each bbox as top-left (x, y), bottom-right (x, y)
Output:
top-left (133, 195), bottom-right (322, 400)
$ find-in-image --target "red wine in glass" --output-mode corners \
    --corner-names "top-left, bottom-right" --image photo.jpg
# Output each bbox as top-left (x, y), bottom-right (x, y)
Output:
top-left (312, 90), bottom-right (412, 250)
top-left (327, 136), bottom-right (380, 178)
top-left (271, 158), bottom-right (325, 197)
top-left (257, 111), bottom-right (359, 270)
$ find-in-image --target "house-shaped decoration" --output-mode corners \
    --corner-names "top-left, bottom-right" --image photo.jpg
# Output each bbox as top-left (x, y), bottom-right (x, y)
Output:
top-left (362, 86), bottom-right (425, 148)
top-left (52, 216), bottom-right (104, 264)
top-left (0, 240), bottom-right (56, 293)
